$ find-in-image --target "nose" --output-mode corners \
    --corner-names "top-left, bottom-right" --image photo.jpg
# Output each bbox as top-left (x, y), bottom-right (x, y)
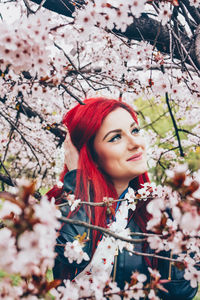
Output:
top-left (127, 134), bottom-right (141, 150)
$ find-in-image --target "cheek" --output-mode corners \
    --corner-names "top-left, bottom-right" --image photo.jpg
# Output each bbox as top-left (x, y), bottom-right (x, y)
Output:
top-left (96, 146), bottom-right (121, 170)
top-left (140, 137), bottom-right (146, 149)
top-left (97, 147), bottom-right (115, 164)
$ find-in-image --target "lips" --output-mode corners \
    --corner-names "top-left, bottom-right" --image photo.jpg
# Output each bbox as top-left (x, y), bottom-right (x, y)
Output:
top-left (127, 152), bottom-right (143, 161)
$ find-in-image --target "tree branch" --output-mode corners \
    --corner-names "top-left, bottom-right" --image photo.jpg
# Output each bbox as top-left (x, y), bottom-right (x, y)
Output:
top-left (30, 0), bottom-right (84, 16)
top-left (181, 0), bottom-right (200, 24)
top-left (165, 92), bottom-right (184, 157)
top-left (0, 96), bottom-right (66, 146)
top-left (29, 0), bottom-right (200, 70)
top-left (0, 174), bottom-right (42, 199)
top-left (126, 248), bottom-right (200, 268)
top-left (58, 196), bottom-right (153, 208)
top-left (58, 215), bottom-right (152, 243)
top-left (0, 173), bottom-right (16, 187)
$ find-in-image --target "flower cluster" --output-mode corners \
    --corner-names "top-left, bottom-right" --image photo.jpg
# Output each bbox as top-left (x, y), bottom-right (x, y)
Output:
top-left (66, 194), bottom-right (81, 211)
top-left (0, 181), bottom-right (60, 298)
top-left (0, 11), bottom-right (55, 76)
top-left (73, 0), bottom-right (147, 37)
top-left (0, 0), bottom-right (200, 191)
top-left (64, 239), bottom-right (89, 264)
top-left (125, 187), bottom-right (137, 211)
top-left (145, 165), bottom-right (200, 287)
top-left (0, 0), bottom-right (200, 297)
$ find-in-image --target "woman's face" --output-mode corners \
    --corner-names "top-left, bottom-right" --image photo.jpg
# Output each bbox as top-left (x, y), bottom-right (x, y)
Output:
top-left (93, 108), bottom-right (147, 189)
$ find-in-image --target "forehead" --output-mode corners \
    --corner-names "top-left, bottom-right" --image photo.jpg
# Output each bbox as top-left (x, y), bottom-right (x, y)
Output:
top-left (98, 108), bottom-right (135, 134)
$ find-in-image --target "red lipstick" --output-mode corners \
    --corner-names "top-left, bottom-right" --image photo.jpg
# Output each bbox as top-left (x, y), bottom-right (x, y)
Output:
top-left (127, 152), bottom-right (143, 161)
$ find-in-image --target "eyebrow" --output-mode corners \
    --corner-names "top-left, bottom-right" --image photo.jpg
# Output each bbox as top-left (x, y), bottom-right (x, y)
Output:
top-left (103, 122), bottom-right (136, 141)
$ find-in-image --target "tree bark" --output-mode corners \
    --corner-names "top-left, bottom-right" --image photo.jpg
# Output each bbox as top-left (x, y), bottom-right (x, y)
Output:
top-left (30, 0), bottom-right (84, 16)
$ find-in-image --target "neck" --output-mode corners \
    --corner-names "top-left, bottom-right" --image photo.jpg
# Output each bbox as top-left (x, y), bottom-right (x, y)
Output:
top-left (113, 180), bottom-right (129, 197)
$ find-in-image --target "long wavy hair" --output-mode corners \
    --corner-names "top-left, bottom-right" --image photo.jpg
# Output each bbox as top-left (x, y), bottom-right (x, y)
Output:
top-left (47, 97), bottom-right (152, 257)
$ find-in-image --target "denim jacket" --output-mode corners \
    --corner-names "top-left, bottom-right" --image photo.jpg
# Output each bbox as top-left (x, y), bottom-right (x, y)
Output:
top-left (53, 170), bottom-right (198, 300)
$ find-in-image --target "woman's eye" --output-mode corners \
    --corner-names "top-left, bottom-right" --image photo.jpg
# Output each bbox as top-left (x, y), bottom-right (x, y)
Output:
top-left (109, 134), bottom-right (121, 142)
top-left (131, 127), bottom-right (140, 135)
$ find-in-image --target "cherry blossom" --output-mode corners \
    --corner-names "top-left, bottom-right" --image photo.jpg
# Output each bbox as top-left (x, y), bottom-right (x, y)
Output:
top-left (184, 266), bottom-right (200, 288)
top-left (0, 228), bottom-right (17, 273)
top-left (149, 289), bottom-right (160, 300)
top-left (124, 281), bottom-right (145, 300)
top-left (148, 267), bottom-right (161, 280)
top-left (0, 200), bottom-right (22, 219)
top-left (147, 235), bottom-right (164, 252)
top-left (189, 0), bottom-right (200, 7)
top-left (125, 187), bottom-right (137, 211)
top-left (130, 0), bottom-right (146, 18)
top-left (0, 0), bottom-right (200, 298)
top-left (64, 240), bottom-right (90, 264)
top-left (90, 269), bottom-right (110, 299)
top-left (57, 280), bottom-right (79, 300)
top-left (74, 277), bottom-right (92, 298)
top-left (157, 2), bottom-right (172, 25)
top-left (66, 194), bottom-right (81, 211)
top-left (105, 281), bottom-right (121, 300)
top-left (0, 278), bottom-right (23, 299)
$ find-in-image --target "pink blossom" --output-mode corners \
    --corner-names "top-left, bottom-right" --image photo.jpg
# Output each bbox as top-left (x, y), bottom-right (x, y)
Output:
top-left (0, 278), bottom-right (23, 299)
top-left (66, 194), bottom-right (81, 212)
top-left (130, 0), bottom-right (146, 18)
top-left (105, 281), bottom-right (121, 300)
top-left (180, 211), bottom-right (200, 232)
top-left (0, 228), bottom-right (17, 273)
top-left (125, 187), bottom-right (137, 211)
top-left (113, 7), bottom-right (133, 32)
top-left (148, 267), bottom-right (161, 279)
top-left (64, 240), bottom-right (90, 264)
top-left (90, 273), bottom-right (108, 299)
top-left (0, 200), bottom-right (21, 218)
top-left (165, 231), bottom-right (185, 254)
top-left (124, 282), bottom-right (145, 300)
top-left (157, 2), bottom-right (172, 25)
top-left (75, 277), bottom-right (91, 298)
top-left (149, 289), bottom-right (160, 300)
top-left (184, 266), bottom-right (200, 288)
top-left (189, 0), bottom-right (200, 8)
top-left (34, 196), bottom-right (60, 227)
top-left (57, 280), bottom-right (79, 300)
top-left (148, 235), bottom-right (164, 252)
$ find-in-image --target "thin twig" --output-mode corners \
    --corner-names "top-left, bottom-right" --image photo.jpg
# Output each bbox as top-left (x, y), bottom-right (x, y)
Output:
top-left (178, 128), bottom-right (200, 140)
top-left (0, 159), bottom-right (16, 187)
top-left (57, 196), bottom-right (153, 208)
top-left (60, 83), bottom-right (85, 105)
top-left (160, 65), bottom-right (184, 157)
top-left (23, 0), bottom-right (35, 15)
top-left (35, 0), bottom-right (47, 12)
top-left (58, 216), bottom-right (150, 243)
top-left (126, 247), bottom-right (200, 268)
top-left (0, 111), bottom-right (41, 167)
top-left (165, 92), bottom-right (184, 157)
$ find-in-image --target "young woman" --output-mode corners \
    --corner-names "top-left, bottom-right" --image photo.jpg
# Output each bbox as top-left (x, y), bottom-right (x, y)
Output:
top-left (48, 97), bottom-right (197, 299)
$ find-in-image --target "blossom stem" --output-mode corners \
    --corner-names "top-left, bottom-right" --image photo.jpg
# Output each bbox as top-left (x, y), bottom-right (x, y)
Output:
top-left (58, 216), bottom-right (156, 243)
top-left (57, 196), bottom-right (153, 208)
top-left (126, 248), bottom-right (200, 268)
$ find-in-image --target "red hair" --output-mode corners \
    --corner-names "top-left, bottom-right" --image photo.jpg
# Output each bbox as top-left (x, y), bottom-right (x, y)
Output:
top-left (48, 97), bottom-right (152, 254)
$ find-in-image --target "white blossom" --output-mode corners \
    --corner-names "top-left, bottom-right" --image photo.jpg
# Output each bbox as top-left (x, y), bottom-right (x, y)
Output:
top-left (189, 0), bottom-right (200, 8)
top-left (64, 240), bottom-right (90, 264)
top-left (184, 266), bottom-right (200, 288)
top-left (157, 2), bottom-right (172, 25)
top-left (125, 187), bottom-right (137, 211)
top-left (0, 228), bottom-right (17, 273)
top-left (66, 194), bottom-right (81, 211)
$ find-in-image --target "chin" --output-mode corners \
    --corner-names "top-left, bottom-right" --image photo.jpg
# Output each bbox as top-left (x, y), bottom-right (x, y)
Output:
top-left (133, 162), bottom-right (148, 177)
